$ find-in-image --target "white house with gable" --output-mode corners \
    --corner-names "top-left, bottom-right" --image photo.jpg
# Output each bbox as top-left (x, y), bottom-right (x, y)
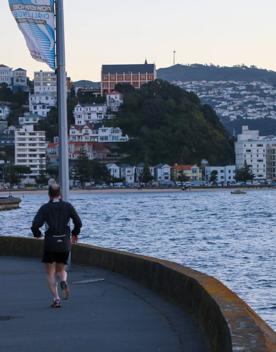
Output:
top-left (120, 165), bottom-right (136, 184)
top-left (154, 164), bottom-right (171, 183)
top-left (74, 103), bottom-right (107, 125)
top-left (0, 105), bottom-right (10, 120)
top-left (106, 163), bottom-right (120, 179)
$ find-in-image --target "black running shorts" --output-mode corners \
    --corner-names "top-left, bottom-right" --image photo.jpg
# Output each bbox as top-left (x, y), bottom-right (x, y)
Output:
top-left (42, 251), bottom-right (69, 264)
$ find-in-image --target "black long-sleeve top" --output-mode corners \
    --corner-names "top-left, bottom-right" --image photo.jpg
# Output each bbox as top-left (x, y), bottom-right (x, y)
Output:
top-left (31, 200), bottom-right (82, 239)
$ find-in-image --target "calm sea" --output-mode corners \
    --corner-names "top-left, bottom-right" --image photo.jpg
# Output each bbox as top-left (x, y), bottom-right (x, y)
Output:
top-left (0, 189), bottom-right (275, 330)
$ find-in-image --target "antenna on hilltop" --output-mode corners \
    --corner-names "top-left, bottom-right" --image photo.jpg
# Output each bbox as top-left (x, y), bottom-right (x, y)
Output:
top-left (173, 50), bottom-right (176, 66)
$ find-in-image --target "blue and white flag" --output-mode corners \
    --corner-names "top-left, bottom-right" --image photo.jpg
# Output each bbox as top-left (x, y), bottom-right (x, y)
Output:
top-left (8, 0), bottom-right (55, 70)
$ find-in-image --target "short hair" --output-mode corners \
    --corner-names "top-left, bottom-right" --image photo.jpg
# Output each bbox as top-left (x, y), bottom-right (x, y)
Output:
top-left (48, 183), bottom-right (61, 198)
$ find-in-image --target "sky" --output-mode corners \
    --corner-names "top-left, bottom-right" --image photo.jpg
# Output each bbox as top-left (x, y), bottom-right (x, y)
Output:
top-left (1, 0), bottom-right (276, 81)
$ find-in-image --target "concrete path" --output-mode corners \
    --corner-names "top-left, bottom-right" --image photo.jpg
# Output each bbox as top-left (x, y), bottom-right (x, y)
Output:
top-left (0, 257), bottom-right (208, 352)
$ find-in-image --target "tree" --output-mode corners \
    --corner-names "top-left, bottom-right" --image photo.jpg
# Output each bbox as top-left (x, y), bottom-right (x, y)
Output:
top-left (74, 150), bottom-right (92, 187)
top-left (210, 170), bottom-right (218, 184)
top-left (235, 165), bottom-right (254, 182)
top-left (140, 164), bottom-right (154, 184)
top-left (177, 173), bottom-right (190, 183)
top-left (4, 165), bottom-right (31, 186)
top-left (36, 170), bottom-right (48, 186)
top-left (90, 160), bottom-right (111, 184)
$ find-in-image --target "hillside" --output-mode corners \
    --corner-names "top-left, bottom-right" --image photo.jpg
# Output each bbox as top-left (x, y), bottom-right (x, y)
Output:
top-left (108, 80), bottom-right (234, 165)
top-left (157, 64), bottom-right (276, 84)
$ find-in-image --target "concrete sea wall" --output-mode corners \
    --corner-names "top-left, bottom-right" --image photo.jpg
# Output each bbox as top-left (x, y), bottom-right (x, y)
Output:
top-left (0, 236), bottom-right (275, 351)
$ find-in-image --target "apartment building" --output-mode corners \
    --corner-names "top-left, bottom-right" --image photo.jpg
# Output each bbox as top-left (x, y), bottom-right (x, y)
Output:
top-left (101, 62), bottom-right (156, 94)
top-left (205, 166), bottom-right (236, 183)
top-left (34, 71), bottom-right (57, 95)
top-left (15, 125), bottom-right (46, 180)
top-left (235, 126), bottom-right (268, 179)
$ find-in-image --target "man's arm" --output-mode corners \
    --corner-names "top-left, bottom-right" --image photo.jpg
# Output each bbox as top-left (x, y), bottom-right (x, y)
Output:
top-left (31, 205), bottom-right (46, 238)
top-left (69, 204), bottom-right (82, 238)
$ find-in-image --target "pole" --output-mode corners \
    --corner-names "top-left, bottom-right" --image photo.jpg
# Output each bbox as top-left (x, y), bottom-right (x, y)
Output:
top-left (56, 0), bottom-right (69, 202)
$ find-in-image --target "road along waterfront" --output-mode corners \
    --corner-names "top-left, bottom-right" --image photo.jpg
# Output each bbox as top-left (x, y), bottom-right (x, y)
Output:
top-left (0, 189), bottom-right (275, 330)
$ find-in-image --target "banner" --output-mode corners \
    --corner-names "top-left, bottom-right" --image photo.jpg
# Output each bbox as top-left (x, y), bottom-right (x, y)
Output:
top-left (8, 0), bottom-right (56, 70)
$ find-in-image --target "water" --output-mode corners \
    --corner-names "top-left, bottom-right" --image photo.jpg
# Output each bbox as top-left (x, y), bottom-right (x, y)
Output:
top-left (0, 189), bottom-right (275, 330)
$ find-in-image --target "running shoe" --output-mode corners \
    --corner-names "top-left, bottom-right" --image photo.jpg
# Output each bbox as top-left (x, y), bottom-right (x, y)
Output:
top-left (51, 299), bottom-right (61, 308)
top-left (60, 281), bottom-right (70, 300)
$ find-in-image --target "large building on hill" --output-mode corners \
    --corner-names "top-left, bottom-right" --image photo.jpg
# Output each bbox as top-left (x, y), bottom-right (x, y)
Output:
top-left (0, 64), bottom-right (13, 87)
top-left (34, 71), bottom-right (57, 95)
top-left (101, 62), bottom-right (156, 94)
top-left (15, 125), bottom-right (46, 181)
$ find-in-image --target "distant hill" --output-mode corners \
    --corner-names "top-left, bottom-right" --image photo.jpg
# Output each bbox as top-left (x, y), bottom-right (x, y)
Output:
top-left (108, 80), bottom-right (234, 165)
top-left (157, 64), bottom-right (276, 84)
top-left (73, 80), bottom-right (100, 90)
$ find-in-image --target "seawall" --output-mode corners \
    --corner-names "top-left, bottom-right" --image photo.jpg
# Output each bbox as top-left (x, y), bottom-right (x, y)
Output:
top-left (0, 236), bottom-right (275, 352)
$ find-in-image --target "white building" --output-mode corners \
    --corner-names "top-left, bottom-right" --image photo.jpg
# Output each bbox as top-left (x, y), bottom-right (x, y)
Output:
top-left (120, 165), bottom-right (136, 184)
top-left (0, 105), bottom-right (10, 120)
top-left (15, 125), bottom-right (46, 180)
top-left (69, 124), bottom-right (128, 143)
top-left (267, 144), bottom-right (276, 181)
top-left (205, 166), bottom-right (236, 184)
top-left (18, 113), bottom-right (40, 126)
top-left (0, 64), bottom-right (12, 87)
top-left (13, 68), bottom-right (28, 91)
top-left (106, 91), bottom-right (123, 112)
top-left (106, 163), bottom-right (120, 179)
top-left (154, 164), bottom-right (171, 183)
top-left (235, 126), bottom-right (267, 180)
top-left (34, 71), bottom-right (57, 95)
top-left (74, 103), bottom-right (107, 125)
top-left (29, 93), bottom-right (56, 117)
top-left (98, 127), bottom-right (128, 142)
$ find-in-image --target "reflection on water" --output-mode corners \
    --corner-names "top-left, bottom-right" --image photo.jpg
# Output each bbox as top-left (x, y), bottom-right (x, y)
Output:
top-left (0, 189), bottom-right (275, 330)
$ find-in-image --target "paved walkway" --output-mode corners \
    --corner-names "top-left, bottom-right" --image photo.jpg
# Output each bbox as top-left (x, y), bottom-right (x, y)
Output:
top-left (0, 257), bottom-right (208, 352)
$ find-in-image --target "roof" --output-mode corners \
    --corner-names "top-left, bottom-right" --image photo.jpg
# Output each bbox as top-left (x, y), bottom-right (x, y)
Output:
top-left (102, 64), bottom-right (155, 75)
top-left (0, 64), bottom-right (9, 68)
top-left (14, 68), bottom-right (26, 72)
top-left (174, 164), bottom-right (198, 171)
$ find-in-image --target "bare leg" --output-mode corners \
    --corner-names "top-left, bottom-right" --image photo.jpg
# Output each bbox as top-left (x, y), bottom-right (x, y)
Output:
top-left (56, 263), bottom-right (67, 282)
top-left (46, 263), bottom-right (59, 300)
top-left (56, 263), bottom-right (69, 300)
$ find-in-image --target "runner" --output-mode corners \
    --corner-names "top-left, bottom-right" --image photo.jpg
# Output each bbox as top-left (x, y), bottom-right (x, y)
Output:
top-left (31, 183), bottom-right (82, 308)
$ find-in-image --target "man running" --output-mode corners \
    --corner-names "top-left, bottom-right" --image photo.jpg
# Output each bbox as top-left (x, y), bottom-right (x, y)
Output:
top-left (31, 183), bottom-right (82, 308)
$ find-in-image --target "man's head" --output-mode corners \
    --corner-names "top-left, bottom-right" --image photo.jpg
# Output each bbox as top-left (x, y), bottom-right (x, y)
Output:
top-left (48, 183), bottom-right (61, 199)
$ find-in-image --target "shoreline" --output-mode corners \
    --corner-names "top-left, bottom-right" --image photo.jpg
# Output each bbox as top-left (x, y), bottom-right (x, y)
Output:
top-left (0, 186), bottom-right (275, 196)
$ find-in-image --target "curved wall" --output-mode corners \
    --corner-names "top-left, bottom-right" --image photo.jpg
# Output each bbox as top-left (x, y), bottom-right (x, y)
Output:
top-left (0, 236), bottom-right (275, 352)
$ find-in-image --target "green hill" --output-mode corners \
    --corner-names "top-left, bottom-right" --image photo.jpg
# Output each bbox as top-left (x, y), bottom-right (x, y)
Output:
top-left (109, 80), bottom-right (234, 165)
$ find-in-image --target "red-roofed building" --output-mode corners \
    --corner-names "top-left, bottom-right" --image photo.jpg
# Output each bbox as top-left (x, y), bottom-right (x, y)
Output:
top-left (47, 141), bottom-right (110, 163)
top-left (173, 164), bottom-right (202, 181)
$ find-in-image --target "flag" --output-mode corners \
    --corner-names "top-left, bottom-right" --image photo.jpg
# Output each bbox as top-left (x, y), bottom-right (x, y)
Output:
top-left (8, 0), bottom-right (56, 70)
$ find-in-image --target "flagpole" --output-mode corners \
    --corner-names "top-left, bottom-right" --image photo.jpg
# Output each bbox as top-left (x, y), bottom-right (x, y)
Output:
top-left (56, 0), bottom-right (69, 202)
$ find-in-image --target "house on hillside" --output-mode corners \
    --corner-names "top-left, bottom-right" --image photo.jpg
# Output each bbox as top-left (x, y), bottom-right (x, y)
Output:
top-left (154, 164), bottom-right (171, 183)
top-left (106, 163), bottom-right (120, 179)
top-left (0, 105), bottom-right (10, 120)
top-left (120, 164), bottom-right (136, 184)
top-left (173, 164), bottom-right (202, 181)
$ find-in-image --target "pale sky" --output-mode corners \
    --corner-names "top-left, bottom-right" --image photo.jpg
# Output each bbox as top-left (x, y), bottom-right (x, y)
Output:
top-left (1, 0), bottom-right (276, 81)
